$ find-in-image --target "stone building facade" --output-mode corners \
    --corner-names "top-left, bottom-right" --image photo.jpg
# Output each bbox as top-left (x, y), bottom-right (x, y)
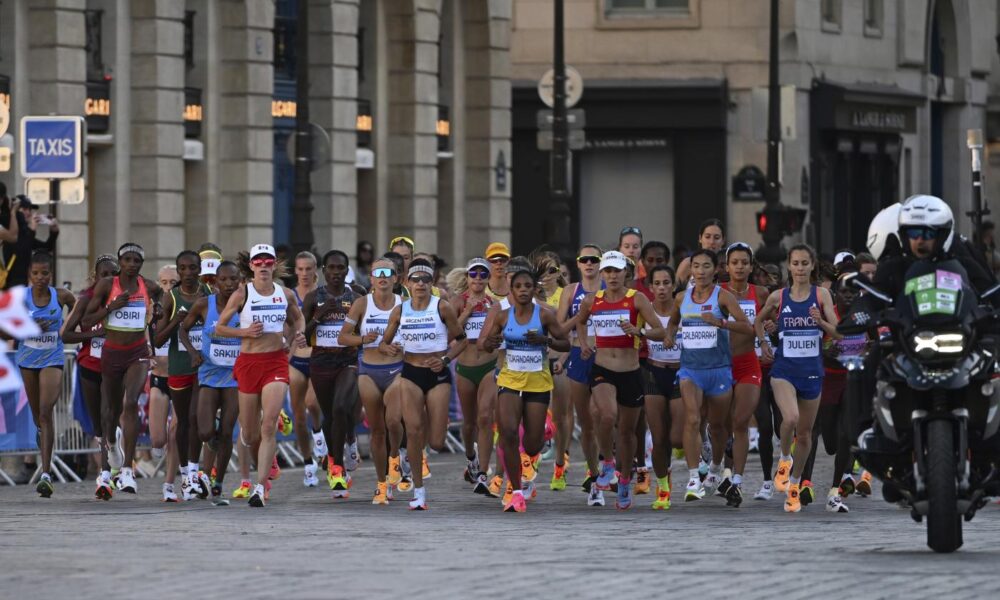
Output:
top-left (0, 0), bottom-right (513, 289)
top-left (511, 0), bottom-right (998, 257)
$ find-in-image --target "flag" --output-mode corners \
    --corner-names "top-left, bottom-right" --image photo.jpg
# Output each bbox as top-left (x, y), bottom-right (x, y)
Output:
top-left (0, 352), bottom-right (23, 394)
top-left (0, 286), bottom-right (41, 339)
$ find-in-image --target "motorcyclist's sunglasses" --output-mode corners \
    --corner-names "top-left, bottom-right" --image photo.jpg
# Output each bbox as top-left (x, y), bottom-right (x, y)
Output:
top-left (905, 227), bottom-right (940, 241)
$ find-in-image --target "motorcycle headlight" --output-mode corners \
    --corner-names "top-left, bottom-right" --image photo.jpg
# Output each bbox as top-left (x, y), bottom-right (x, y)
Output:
top-left (911, 330), bottom-right (965, 357)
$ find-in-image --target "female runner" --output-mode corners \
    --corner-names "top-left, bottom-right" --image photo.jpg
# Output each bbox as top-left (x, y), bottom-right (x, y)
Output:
top-left (533, 251), bottom-right (571, 490)
top-left (674, 219), bottom-right (726, 286)
top-left (289, 251), bottom-right (327, 487)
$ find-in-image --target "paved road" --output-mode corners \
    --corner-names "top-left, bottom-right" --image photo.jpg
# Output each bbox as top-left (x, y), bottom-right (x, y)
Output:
top-left (2, 447), bottom-right (998, 599)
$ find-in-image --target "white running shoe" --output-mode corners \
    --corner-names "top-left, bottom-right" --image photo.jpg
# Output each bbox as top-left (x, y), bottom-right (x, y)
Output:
top-left (748, 427), bottom-right (760, 453)
top-left (344, 441), bottom-right (360, 472)
top-left (312, 430), bottom-right (328, 462)
top-left (162, 482), bottom-right (179, 502)
top-left (685, 479), bottom-right (705, 502)
top-left (248, 483), bottom-right (266, 507)
top-left (303, 462), bottom-right (319, 487)
top-left (409, 487), bottom-right (427, 510)
top-left (117, 468), bottom-right (137, 494)
top-left (703, 470), bottom-right (722, 495)
top-left (826, 494), bottom-right (850, 513)
top-left (196, 471), bottom-right (212, 499)
top-left (108, 427), bottom-right (125, 470)
top-left (587, 486), bottom-right (605, 507)
top-left (181, 476), bottom-right (197, 501)
top-left (754, 481), bottom-right (774, 500)
top-left (150, 445), bottom-right (165, 461)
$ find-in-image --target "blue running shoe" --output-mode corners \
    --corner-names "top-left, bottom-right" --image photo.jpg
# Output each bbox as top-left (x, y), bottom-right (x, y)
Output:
top-left (596, 460), bottom-right (616, 491)
top-left (616, 479), bottom-right (632, 510)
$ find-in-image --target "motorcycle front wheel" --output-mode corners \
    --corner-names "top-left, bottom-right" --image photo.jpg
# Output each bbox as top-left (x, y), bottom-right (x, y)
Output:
top-left (925, 419), bottom-right (963, 553)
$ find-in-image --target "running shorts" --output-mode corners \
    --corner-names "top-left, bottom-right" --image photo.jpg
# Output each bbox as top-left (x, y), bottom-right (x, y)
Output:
top-left (732, 351), bottom-right (762, 387)
top-left (589, 364), bottom-right (643, 408)
top-left (821, 369), bottom-right (847, 406)
top-left (402, 362), bottom-right (452, 395)
top-left (358, 360), bottom-right (403, 394)
top-left (289, 355), bottom-right (310, 378)
top-left (640, 359), bottom-right (678, 398)
top-left (565, 346), bottom-right (595, 384)
top-left (168, 373), bottom-right (196, 391)
top-left (456, 358), bottom-right (497, 388)
top-left (497, 387), bottom-right (550, 405)
top-left (233, 350), bottom-right (290, 394)
top-left (150, 374), bottom-right (170, 395)
top-left (770, 363), bottom-right (823, 400)
top-left (101, 338), bottom-right (150, 380)
top-left (678, 366), bottom-right (733, 397)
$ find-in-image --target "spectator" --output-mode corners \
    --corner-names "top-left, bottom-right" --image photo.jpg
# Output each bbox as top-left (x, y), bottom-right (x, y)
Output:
top-left (2, 194), bottom-right (57, 290)
top-left (354, 240), bottom-right (374, 290)
top-left (977, 221), bottom-right (1000, 276)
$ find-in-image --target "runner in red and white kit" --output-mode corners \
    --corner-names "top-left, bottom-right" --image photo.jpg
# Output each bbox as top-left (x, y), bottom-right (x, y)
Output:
top-left (213, 244), bottom-right (306, 507)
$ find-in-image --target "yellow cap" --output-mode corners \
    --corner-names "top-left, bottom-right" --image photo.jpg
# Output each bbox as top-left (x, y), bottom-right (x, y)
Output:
top-left (485, 242), bottom-right (511, 259)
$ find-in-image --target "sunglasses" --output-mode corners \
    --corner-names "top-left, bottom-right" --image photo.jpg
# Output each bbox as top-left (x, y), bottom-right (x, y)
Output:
top-left (408, 275), bottom-right (433, 284)
top-left (389, 236), bottom-right (414, 250)
top-left (544, 266), bottom-right (560, 275)
top-left (251, 258), bottom-right (275, 267)
top-left (577, 255), bottom-right (600, 265)
top-left (726, 242), bottom-right (754, 258)
top-left (488, 256), bottom-right (509, 264)
top-left (467, 269), bottom-right (489, 280)
top-left (905, 227), bottom-right (940, 241)
top-left (372, 267), bottom-right (395, 278)
top-left (620, 226), bottom-right (642, 237)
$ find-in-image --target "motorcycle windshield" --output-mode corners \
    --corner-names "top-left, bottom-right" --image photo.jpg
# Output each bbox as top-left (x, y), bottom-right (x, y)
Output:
top-left (897, 259), bottom-right (976, 328)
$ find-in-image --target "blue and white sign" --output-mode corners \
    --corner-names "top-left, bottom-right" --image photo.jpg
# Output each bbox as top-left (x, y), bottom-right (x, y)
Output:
top-left (19, 116), bottom-right (84, 179)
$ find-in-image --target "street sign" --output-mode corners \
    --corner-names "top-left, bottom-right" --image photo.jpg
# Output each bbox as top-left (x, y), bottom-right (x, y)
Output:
top-left (732, 165), bottom-right (766, 200)
top-left (537, 130), bottom-right (586, 151)
top-left (25, 179), bottom-right (51, 205)
top-left (0, 148), bottom-right (10, 173)
top-left (536, 109), bottom-right (586, 130)
top-left (0, 102), bottom-right (9, 137)
top-left (538, 66), bottom-right (583, 109)
top-left (285, 122), bottom-right (331, 172)
top-left (19, 116), bottom-right (85, 179)
top-left (58, 177), bottom-right (86, 205)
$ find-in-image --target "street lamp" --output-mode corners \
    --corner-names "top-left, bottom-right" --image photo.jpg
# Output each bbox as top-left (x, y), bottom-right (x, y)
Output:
top-left (290, 0), bottom-right (315, 253)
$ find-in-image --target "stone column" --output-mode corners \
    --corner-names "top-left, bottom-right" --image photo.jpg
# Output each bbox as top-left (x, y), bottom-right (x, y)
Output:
top-left (462, 0), bottom-right (512, 256)
top-left (309, 0), bottom-right (359, 256)
top-left (129, 0), bottom-right (186, 266)
top-left (385, 0), bottom-right (441, 253)
top-left (217, 0), bottom-right (273, 253)
top-left (26, 0), bottom-right (88, 286)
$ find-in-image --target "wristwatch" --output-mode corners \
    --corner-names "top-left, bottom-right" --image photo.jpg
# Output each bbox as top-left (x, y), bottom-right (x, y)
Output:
top-left (442, 355), bottom-right (452, 366)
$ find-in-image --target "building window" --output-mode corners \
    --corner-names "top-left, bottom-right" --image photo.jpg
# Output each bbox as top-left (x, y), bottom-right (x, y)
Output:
top-left (273, 14), bottom-right (297, 80)
top-left (598, 0), bottom-right (699, 28)
top-left (84, 9), bottom-right (104, 81)
top-left (863, 0), bottom-right (883, 37)
top-left (821, 0), bottom-right (841, 33)
top-left (605, 0), bottom-right (689, 15)
top-left (183, 11), bottom-right (195, 69)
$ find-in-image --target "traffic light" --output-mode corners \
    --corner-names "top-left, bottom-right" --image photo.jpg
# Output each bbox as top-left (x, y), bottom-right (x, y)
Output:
top-left (756, 205), bottom-right (808, 241)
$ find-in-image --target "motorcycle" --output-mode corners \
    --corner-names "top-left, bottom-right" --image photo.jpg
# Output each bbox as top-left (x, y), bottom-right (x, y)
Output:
top-left (838, 258), bottom-right (1000, 553)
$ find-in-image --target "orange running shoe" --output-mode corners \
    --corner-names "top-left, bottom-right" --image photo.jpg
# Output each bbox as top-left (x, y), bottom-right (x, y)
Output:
top-left (857, 470), bottom-right (873, 497)
top-left (521, 453), bottom-right (537, 483)
top-left (503, 490), bottom-right (527, 513)
top-left (422, 451), bottom-right (431, 479)
top-left (502, 481), bottom-right (514, 506)
top-left (387, 456), bottom-right (403, 486)
top-left (784, 483), bottom-right (801, 513)
top-left (372, 481), bottom-right (389, 505)
top-left (268, 456), bottom-right (281, 481)
top-left (635, 468), bottom-right (651, 495)
top-left (774, 458), bottom-right (792, 492)
top-left (487, 475), bottom-right (503, 498)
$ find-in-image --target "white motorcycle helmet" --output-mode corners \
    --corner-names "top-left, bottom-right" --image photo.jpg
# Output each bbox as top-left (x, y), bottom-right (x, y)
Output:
top-left (867, 203), bottom-right (902, 261)
top-left (897, 194), bottom-right (955, 257)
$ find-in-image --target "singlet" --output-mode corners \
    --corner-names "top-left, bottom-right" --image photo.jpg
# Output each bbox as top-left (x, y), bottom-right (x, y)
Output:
top-left (239, 282), bottom-right (288, 334)
top-left (722, 282), bottom-right (766, 356)
top-left (591, 289), bottom-right (642, 350)
top-left (105, 276), bottom-right (151, 333)
top-left (544, 286), bottom-right (563, 309)
top-left (486, 284), bottom-right (507, 301)
top-left (360, 293), bottom-right (402, 349)
top-left (312, 286), bottom-right (358, 351)
top-left (398, 295), bottom-right (449, 354)
top-left (168, 285), bottom-right (209, 376)
top-left (461, 293), bottom-right (494, 342)
top-left (496, 303), bottom-right (553, 393)
top-left (645, 309), bottom-right (680, 364)
top-left (825, 306), bottom-right (867, 374)
top-left (568, 280), bottom-right (604, 340)
top-left (76, 287), bottom-right (104, 373)
top-left (199, 294), bottom-right (240, 387)
top-left (773, 286), bottom-right (824, 378)
top-left (16, 286), bottom-right (64, 369)
top-left (679, 285), bottom-right (731, 370)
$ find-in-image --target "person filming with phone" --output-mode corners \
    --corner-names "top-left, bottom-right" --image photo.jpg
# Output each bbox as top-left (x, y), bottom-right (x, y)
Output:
top-left (1, 193), bottom-right (59, 289)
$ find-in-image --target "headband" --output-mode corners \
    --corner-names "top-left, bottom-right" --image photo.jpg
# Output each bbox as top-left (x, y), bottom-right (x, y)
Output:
top-left (118, 244), bottom-right (145, 260)
top-left (407, 265), bottom-right (434, 278)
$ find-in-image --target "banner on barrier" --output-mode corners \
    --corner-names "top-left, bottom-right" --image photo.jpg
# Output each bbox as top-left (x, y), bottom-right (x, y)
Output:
top-left (0, 387), bottom-right (37, 452)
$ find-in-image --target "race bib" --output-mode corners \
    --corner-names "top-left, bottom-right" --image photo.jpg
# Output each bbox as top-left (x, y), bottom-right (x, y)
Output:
top-left (782, 330), bottom-right (820, 358)
top-left (155, 342), bottom-right (170, 357)
top-left (24, 331), bottom-right (58, 350)
top-left (592, 309), bottom-right (630, 339)
top-left (209, 339), bottom-right (240, 367)
top-left (90, 337), bottom-right (105, 359)
top-left (186, 327), bottom-right (203, 352)
top-left (315, 322), bottom-right (345, 348)
top-left (647, 340), bottom-right (680, 362)
top-left (682, 325), bottom-right (717, 349)
top-left (506, 347), bottom-right (544, 372)
top-left (465, 313), bottom-right (487, 341)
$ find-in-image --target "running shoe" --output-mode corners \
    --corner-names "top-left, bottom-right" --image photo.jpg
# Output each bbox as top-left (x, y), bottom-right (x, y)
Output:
top-left (616, 480), bottom-right (633, 510)
top-left (181, 476), bottom-right (196, 501)
top-left (784, 483), bottom-right (801, 513)
top-left (504, 490), bottom-right (527, 513)
top-left (685, 479), bottom-right (705, 502)
top-left (303, 462), bottom-right (319, 487)
top-left (211, 483), bottom-right (222, 498)
top-left (754, 480), bottom-right (774, 500)
top-left (328, 465), bottom-right (348, 492)
top-left (531, 453), bottom-right (541, 472)
top-left (345, 441), bottom-right (360, 472)
top-left (550, 463), bottom-right (568, 491)
top-left (95, 473), bottom-right (113, 501)
top-left (715, 468), bottom-right (733, 497)
top-left (400, 448), bottom-right (412, 478)
top-left (422, 451), bottom-right (431, 479)
top-left (397, 475), bottom-right (413, 493)
top-left (108, 426), bottom-right (125, 470)
top-left (278, 409), bottom-right (293, 436)
top-left (269, 456), bottom-right (282, 481)
top-left (312, 429), bottom-right (328, 462)
top-left (800, 480), bottom-right (815, 506)
top-left (210, 467), bottom-right (218, 486)
top-left (580, 472), bottom-right (596, 493)
top-left (232, 480), bottom-right (252, 499)
top-left (502, 481), bottom-right (514, 506)
top-left (487, 475), bottom-right (503, 498)
top-left (409, 487), bottom-right (427, 510)
top-left (372, 482), bottom-right (389, 505)
top-left (774, 458), bottom-right (792, 492)
top-left (248, 483), bottom-right (266, 507)
top-left (522, 480), bottom-right (537, 501)
top-left (118, 468), bottom-right (137, 494)
top-left (162, 482), bottom-right (179, 503)
top-left (473, 472), bottom-right (491, 495)
top-left (725, 483), bottom-right (744, 508)
top-left (700, 436), bottom-right (713, 465)
top-left (521, 453), bottom-right (537, 483)
top-left (697, 460), bottom-right (709, 482)
top-left (595, 460), bottom-right (616, 491)
top-left (856, 471), bottom-right (873, 497)
top-left (703, 470), bottom-right (722, 495)
top-left (652, 479), bottom-right (671, 511)
top-left (386, 484), bottom-right (394, 501)
top-left (826, 493), bottom-right (849, 513)
top-left (634, 468), bottom-right (650, 495)
top-left (748, 427), bottom-right (759, 453)
top-left (464, 457), bottom-right (479, 484)
top-left (838, 474), bottom-right (856, 497)
top-left (36, 473), bottom-right (53, 498)
top-left (387, 456), bottom-right (403, 486)
top-left (196, 471), bottom-right (212, 499)
top-left (150, 445), bottom-right (165, 461)
top-left (587, 486), bottom-right (605, 507)
top-left (672, 448), bottom-right (685, 461)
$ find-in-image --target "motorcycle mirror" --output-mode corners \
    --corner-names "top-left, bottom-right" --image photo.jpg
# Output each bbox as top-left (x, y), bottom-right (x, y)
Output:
top-left (845, 272), bottom-right (893, 305)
